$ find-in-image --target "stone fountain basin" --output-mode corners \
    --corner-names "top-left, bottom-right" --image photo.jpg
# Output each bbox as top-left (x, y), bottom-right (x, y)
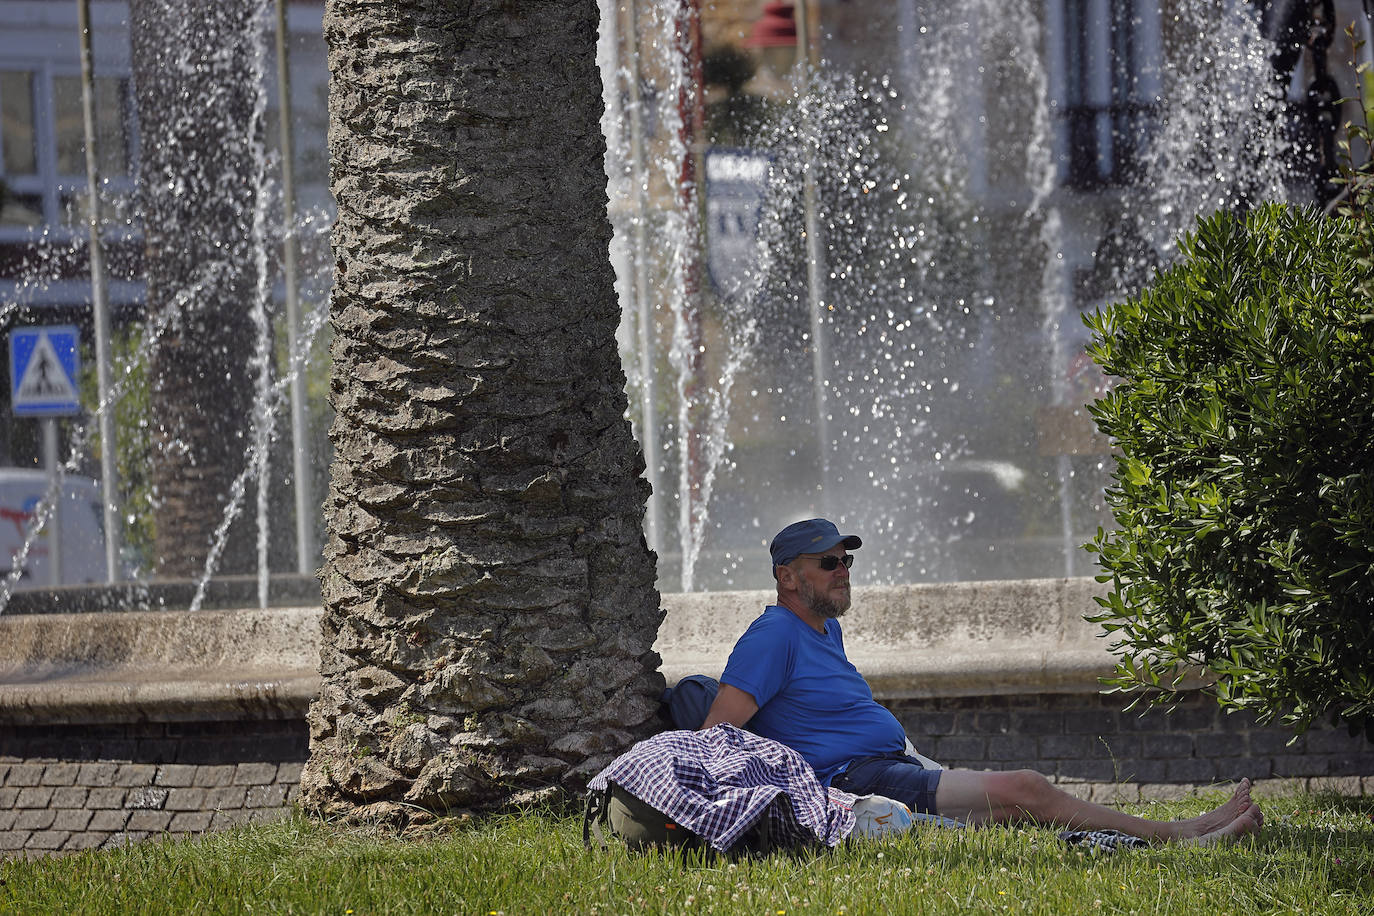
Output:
top-left (659, 578), bottom-right (1120, 697)
top-left (0, 606), bottom-right (320, 724)
top-left (0, 578), bottom-right (1124, 725)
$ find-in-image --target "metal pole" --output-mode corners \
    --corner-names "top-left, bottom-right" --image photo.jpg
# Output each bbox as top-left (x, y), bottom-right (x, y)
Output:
top-left (77, 0), bottom-right (122, 582)
top-left (674, 0), bottom-right (707, 590)
top-left (622, 0), bottom-right (664, 557)
top-left (1360, 5), bottom-right (1374, 105)
top-left (274, 0), bottom-right (315, 574)
top-left (794, 1), bottom-right (832, 501)
top-left (43, 418), bottom-right (63, 586)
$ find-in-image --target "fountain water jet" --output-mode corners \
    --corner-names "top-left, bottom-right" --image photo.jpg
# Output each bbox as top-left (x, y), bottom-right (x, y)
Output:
top-left (604, 0), bottom-right (1340, 592)
top-left (1, 0), bottom-right (1357, 605)
top-left (0, 0), bottom-right (334, 611)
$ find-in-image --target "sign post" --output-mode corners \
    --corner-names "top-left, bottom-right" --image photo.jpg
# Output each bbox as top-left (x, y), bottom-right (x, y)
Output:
top-left (9, 325), bottom-right (82, 587)
top-left (76, 0), bottom-right (124, 584)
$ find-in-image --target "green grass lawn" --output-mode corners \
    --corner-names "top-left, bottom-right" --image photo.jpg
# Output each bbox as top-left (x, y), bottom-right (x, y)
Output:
top-left (2, 791), bottom-right (1371, 914)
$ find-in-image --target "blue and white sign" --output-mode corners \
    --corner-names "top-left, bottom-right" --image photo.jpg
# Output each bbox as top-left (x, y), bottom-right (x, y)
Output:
top-left (9, 325), bottom-right (82, 417)
top-left (705, 147), bottom-right (773, 301)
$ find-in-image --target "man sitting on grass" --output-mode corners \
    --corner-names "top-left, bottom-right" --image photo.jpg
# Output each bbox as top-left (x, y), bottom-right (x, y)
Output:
top-left (699, 518), bottom-right (1264, 845)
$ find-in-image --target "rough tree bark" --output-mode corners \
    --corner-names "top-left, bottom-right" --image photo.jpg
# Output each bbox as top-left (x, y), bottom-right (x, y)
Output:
top-left (129, 0), bottom-right (263, 577)
top-left (300, 0), bottom-right (664, 821)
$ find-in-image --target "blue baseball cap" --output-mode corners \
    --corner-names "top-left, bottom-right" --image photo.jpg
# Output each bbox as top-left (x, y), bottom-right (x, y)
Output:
top-left (769, 518), bottom-right (862, 569)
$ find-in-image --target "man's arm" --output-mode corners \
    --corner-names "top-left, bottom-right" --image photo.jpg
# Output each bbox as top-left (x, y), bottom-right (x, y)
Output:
top-left (699, 683), bottom-right (759, 729)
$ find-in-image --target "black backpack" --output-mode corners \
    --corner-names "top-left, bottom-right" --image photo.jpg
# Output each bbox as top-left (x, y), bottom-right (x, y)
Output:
top-left (582, 780), bottom-right (779, 858)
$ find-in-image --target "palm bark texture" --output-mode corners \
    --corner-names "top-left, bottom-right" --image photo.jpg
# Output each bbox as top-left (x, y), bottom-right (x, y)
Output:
top-left (300, 0), bottom-right (664, 820)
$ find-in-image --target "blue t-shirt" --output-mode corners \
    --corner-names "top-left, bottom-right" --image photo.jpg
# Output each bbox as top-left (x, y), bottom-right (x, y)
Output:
top-left (720, 605), bottom-right (906, 781)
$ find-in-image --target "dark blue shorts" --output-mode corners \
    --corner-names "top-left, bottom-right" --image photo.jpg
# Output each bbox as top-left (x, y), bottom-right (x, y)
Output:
top-left (832, 755), bottom-right (942, 816)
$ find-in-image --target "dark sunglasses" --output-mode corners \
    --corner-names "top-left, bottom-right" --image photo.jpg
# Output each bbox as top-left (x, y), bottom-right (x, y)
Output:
top-left (810, 554), bottom-right (854, 571)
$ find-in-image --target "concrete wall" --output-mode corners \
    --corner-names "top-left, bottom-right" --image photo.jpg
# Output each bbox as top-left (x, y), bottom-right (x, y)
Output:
top-left (4, 578), bottom-right (1374, 859)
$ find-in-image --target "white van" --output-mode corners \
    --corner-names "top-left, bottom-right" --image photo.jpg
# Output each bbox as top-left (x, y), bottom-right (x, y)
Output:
top-left (0, 468), bottom-right (108, 588)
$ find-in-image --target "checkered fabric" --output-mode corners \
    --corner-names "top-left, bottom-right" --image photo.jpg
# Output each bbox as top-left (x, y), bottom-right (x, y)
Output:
top-left (1058, 829), bottom-right (1151, 852)
top-left (588, 724), bottom-right (858, 852)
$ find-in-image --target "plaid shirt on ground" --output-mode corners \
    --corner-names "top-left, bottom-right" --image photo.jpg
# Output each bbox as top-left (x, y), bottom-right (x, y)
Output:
top-left (588, 724), bottom-right (858, 852)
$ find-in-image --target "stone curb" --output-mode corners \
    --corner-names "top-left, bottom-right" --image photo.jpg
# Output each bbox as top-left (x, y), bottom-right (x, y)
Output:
top-left (0, 579), bottom-right (1135, 724)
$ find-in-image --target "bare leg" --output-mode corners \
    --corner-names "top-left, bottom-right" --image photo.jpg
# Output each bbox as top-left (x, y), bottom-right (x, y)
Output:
top-left (934, 770), bottom-right (1260, 843)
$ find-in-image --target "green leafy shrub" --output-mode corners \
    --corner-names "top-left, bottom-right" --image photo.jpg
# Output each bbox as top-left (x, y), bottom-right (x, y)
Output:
top-left (1083, 202), bottom-right (1374, 740)
top-left (82, 324), bottom-right (156, 573)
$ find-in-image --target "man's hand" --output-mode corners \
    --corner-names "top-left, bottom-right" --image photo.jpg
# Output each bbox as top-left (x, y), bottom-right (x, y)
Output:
top-left (699, 683), bottom-right (759, 729)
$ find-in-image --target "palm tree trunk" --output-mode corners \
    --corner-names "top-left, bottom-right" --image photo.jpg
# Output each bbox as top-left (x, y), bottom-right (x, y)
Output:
top-left (129, 0), bottom-right (264, 577)
top-left (301, 0), bottom-right (664, 820)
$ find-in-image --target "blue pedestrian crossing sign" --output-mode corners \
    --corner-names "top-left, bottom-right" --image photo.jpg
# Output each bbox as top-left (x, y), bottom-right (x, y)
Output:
top-left (9, 325), bottom-right (82, 417)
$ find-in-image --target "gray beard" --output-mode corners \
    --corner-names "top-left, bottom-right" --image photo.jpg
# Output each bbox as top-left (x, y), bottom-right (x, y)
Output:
top-left (799, 577), bottom-right (849, 619)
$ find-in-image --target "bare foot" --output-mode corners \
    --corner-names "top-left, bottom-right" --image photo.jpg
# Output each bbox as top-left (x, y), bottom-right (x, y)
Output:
top-left (1178, 801), bottom-right (1263, 847)
top-left (1173, 779), bottom-right (1254, 839)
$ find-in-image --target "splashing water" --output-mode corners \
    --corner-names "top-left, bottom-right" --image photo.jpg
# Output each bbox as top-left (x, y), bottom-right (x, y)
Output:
top-left (188, 293), bottom-right (329, 613)
top-left (0, 3), bottom-right (335, 611)
top-left (246, 0), bottom-right (276, 610)
top-left (604, 0), bottom-right (1309, 592)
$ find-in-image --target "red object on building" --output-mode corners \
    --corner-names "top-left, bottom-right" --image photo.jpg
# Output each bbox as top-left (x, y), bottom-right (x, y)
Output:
top-left (747, 2), bottom-right (797, 48)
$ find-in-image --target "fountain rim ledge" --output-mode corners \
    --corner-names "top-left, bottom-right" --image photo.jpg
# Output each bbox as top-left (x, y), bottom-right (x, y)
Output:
top-left (0, 576), bottom-right (1158, 725)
